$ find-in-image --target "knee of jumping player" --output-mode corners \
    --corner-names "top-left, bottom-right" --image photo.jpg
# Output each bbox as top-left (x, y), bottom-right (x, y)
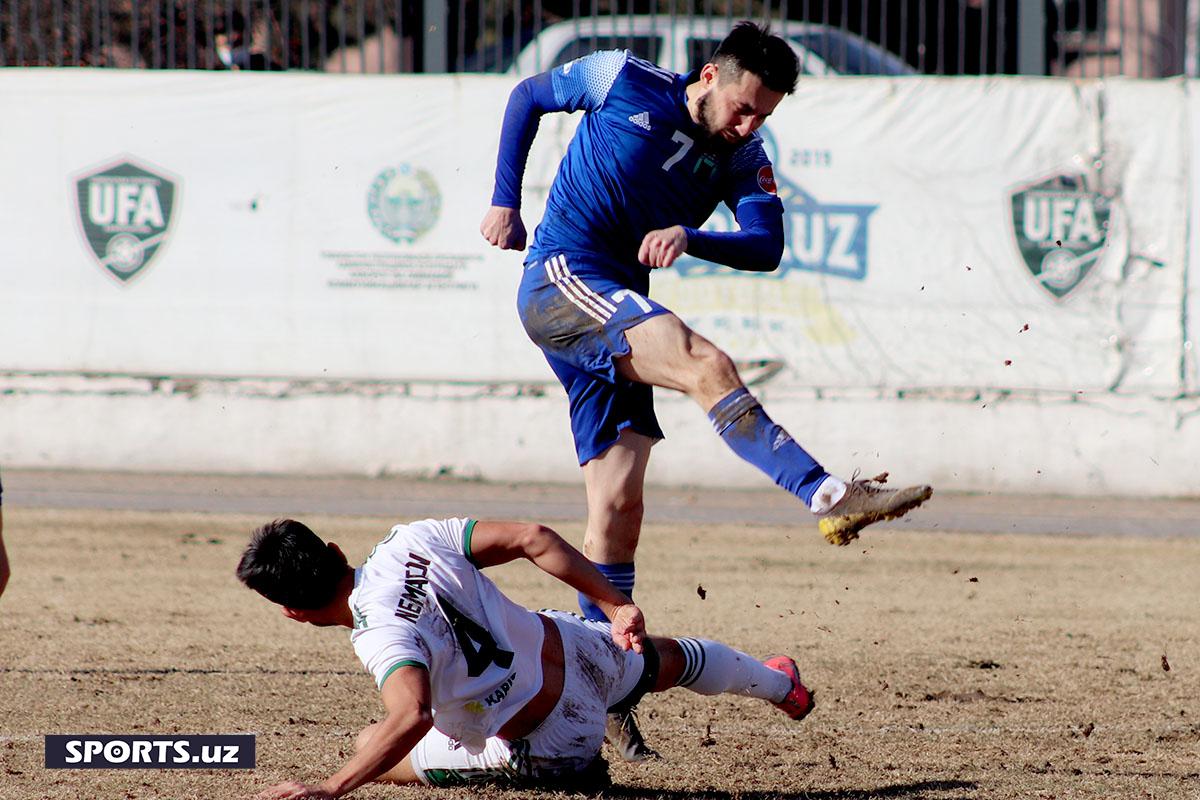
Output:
top-left (586, 464), bottom-right (646, 529)
top-left (686, 342), bottom-right (742, 406)
top-left (601, 489), bottom-right (644, 523)
top-left (584, 498), bottom-right (643, 561)
top-left (588, 492), bottom-right (643, 541)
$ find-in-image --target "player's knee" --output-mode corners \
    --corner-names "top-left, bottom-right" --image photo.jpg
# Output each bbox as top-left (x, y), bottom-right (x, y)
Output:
top-left (601, 490), bottom-right (644, 524)
top-left (355, 722), bottom-right (381, 753)
top-left (591, 494), bottom-right (644, 538)
top-left (688, 345), bottom-right (740, 397)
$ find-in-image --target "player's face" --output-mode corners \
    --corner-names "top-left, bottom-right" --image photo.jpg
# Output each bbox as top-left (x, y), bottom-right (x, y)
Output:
top-left (696, 64), bottom-right (785, 145)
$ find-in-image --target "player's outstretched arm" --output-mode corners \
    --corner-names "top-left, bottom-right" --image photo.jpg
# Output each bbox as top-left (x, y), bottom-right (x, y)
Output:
top-left (254, 666), bottom-right (432, 799)
top-left (469, 521), bottom-right (647, 653)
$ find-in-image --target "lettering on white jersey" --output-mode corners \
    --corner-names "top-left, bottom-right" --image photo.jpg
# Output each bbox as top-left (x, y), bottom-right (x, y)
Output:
top-left (393, 551), bottom-right (431, 623)
top-left (485, 672), bottom-right (518, 707)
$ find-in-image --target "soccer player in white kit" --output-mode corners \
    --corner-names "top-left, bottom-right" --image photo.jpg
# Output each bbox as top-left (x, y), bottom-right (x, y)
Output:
top-left (238, 516), bottom-right (814, 798)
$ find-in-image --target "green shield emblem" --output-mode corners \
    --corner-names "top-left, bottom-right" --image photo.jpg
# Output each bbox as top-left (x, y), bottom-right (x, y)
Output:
top-left (74, 157), bottom-right (177, 284)
top-left (1010, 173), bottom-right (1110, 300)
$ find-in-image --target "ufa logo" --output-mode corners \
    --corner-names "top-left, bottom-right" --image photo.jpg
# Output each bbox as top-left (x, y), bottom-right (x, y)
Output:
top-left (1010, 172), bottom-right (1111, 300)
top-left (73, 156), bottom-right (178, 284)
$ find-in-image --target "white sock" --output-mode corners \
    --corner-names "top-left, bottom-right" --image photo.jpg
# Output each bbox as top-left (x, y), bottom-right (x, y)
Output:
top-left (674, 638), bottom-right (791, 702)
top-left (809, 475), bottom-right (847, 514)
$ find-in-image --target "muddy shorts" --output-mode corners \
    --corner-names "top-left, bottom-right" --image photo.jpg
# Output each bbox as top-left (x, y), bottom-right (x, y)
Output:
top-left (409, 610), bottom-right (644, 787)
top-left (517, 251), bottom-right (671, 465)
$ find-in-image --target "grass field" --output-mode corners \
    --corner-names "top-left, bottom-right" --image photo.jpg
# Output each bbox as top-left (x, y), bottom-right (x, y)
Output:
top-left (1, 506), bottom-right (1197, 799)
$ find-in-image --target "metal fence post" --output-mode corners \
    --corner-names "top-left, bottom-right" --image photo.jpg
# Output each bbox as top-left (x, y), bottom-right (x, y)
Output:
top-left (423, 0), bottom-right (448, 72)
top-left (1017, 0), bottom-right (1046, 74)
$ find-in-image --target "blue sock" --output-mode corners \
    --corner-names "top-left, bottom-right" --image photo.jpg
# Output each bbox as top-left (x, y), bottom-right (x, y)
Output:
top-left (579, 561), bottom-right (635, 622)
top-left (708, 388), bottom-right (828, 506)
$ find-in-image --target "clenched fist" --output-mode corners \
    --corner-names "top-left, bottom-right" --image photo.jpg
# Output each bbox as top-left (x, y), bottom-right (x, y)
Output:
top-left (480, 206), bottom-right (528, 251)
top-left (638, 226), bottom-right (688, 269)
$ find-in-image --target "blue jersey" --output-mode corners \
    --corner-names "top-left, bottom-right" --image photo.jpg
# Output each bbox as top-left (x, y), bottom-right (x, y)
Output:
top-left (530, 51), bottom-right (783, 290)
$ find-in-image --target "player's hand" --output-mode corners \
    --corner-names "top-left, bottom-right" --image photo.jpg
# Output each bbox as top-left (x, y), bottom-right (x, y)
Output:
top-left (254, 780), bottom-right (335, 799)
top-left (638, 226), bottom-right (688, 269)
top-left (609, 603), bottom-right (647, 654)
top-left (480, 205), bottom-right (527, 251)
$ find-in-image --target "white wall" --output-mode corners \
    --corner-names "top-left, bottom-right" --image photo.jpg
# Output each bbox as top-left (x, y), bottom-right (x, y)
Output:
top-left (3, 374), bottom-right (1197, 497)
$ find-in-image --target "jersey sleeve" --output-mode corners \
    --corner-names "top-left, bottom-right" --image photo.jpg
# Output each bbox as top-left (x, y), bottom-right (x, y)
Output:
top-left (406, 517), bottom-right (477, 563)
top-left (550, 49), bottom-right (629, 112)
top-left (724, 137), bottom-right (785, 214)
top-left (683, 200), bottom-right (784, 272)
top-left (351, 622), bottom-right (432, 689)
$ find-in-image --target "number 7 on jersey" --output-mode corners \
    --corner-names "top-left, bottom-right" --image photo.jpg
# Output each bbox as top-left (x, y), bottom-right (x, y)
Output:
top-left (662, 131), bottom-right (694, 172)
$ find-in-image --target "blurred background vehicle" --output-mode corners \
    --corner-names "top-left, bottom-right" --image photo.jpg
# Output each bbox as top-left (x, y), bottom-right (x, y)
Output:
top-left (0, 1), bottom-right (1192, 78)
top-left (501, 16), bottom-right (916, 76)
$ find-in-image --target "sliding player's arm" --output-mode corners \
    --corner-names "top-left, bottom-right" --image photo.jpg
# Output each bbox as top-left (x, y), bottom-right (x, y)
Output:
top-left (255, 665), bottom-right (432, 799)
top-left (467, 520), bottom-right (646, 654)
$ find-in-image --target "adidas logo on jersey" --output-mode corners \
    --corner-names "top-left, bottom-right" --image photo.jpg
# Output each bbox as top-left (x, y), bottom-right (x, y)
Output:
top-left (628, 111), bottom-right (652, 131)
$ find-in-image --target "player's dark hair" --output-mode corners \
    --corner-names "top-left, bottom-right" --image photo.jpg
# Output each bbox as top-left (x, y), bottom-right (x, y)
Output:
top-left (711, 21), bottom-right (800, 95)
top-left (236, 518), bottom-right (347, 609)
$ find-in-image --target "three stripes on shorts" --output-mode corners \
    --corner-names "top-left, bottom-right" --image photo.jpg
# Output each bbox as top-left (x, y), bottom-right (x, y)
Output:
top-left (544, 255), bottom-right (616, 324)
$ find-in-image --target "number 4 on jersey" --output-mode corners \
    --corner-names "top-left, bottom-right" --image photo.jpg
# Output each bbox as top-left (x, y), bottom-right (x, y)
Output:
top-left (437, 597), bottom-right (514, 677)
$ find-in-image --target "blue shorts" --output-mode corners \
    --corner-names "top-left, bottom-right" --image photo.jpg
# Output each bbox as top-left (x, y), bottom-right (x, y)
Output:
top-left (518, 251), bottom-right (671, 465)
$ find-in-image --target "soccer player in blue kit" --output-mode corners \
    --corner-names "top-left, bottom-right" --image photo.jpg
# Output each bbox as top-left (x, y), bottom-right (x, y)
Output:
top-left (481, 23), bottom-right (931, 758)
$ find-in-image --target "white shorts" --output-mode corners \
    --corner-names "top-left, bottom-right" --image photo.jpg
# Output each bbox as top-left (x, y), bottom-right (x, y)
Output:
top-left (409, 610), bottom-right (645, 786)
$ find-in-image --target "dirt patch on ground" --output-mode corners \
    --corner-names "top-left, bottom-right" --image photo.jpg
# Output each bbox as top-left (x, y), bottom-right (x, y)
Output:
top-left (1, 507), bottom-right (1197, 799)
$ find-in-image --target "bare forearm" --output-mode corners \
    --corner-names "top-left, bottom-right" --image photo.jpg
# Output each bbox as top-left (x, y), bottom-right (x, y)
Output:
top-left (524, 527), bottom-right (630, 617)
top-left (319, 713), bottom-right (430, 797)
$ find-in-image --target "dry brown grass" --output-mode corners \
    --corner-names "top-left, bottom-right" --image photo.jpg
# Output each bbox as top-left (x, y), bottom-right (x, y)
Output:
top-left (1, 507), bottom-right (1198, 800)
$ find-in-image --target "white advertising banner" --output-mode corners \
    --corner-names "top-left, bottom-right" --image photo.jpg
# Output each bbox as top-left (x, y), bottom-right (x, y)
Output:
top-left (0, 70), bottom-right (549, 382)
top-left (1187, 82), bottom-right (1200, 393)
top-left (655, 78), bottom-right (1187, 397)
top-left (0, 70), bottom-right (1188, 396)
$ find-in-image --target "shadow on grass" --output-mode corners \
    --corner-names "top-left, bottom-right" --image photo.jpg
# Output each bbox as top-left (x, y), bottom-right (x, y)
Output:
top-left (592, 780), bottom-right (978, 799)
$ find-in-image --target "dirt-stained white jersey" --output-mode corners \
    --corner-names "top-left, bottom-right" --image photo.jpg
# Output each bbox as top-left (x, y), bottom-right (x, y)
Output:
top-left (347, 518), bottom-right (546, 754)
